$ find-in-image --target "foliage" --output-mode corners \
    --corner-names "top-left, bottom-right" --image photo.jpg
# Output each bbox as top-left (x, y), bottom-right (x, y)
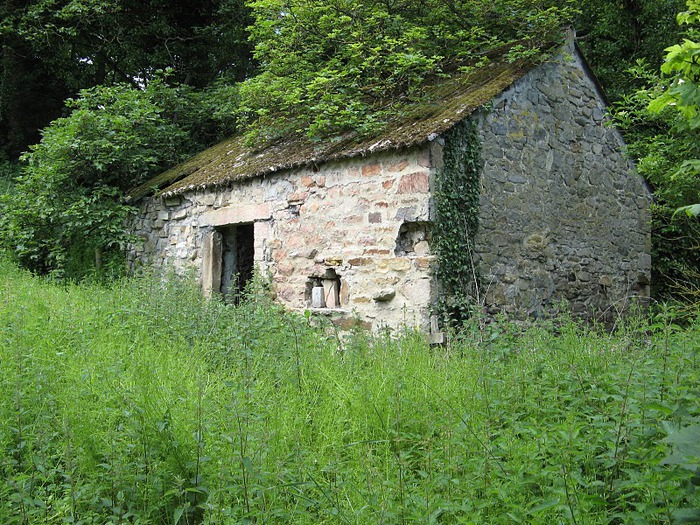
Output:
top-left (648, 0), bottom-right (700, 213)
top-left (0, 0), bottom-right (254, 160)
top-left (649, 1), bottom-right (700, 127)
top-left (238, 0), bottom-right (577, 141)
top-left (608, 1), bottom-right (700, 302)
top-left (575, 0), bottom-right (687, 101)
top-left (662, 421), bottom-right (700, 523)
top-left (433, 121), bottom-right (483, 324)
top-left (0, 160), bottom-right (18, 195)
top-left (1, 258), bottom-right (699, 523)
top-left (0, 78), bottom-right (236, 278)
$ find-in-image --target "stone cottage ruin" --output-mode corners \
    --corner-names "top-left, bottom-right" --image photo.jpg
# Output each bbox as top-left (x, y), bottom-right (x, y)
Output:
top-left (128, 34), bottom-right (651, 334)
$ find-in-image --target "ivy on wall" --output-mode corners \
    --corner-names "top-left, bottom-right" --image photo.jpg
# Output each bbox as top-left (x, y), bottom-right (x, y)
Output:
top-left (433, 119), bottom-right (482, 324)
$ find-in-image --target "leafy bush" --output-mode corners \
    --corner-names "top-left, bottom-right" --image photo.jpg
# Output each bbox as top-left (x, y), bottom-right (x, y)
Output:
top-left (0, 78), bottom-right (237, 279)
top-left (609, 1), bottom-right (700, 305)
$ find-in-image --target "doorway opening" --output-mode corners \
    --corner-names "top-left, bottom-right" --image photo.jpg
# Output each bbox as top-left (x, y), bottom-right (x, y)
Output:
top-left (219, 223), bottom-right (254, 300)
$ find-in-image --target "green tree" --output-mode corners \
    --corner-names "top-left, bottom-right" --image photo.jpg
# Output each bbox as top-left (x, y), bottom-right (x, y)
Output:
top-left (576, 0), bottom-right (686, 100)
top-left (238, 0), bottom-right (577, 141)
top-left (0, 0), bottom-right (253, 161)
top-left (649, 0), bottom-right (700, 217)
top-left (611, 0), bottom-right (700, 302)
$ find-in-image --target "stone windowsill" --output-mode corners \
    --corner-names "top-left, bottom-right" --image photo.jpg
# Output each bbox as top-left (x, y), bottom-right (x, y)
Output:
top-left (307, 307), bottom-right (350, 316)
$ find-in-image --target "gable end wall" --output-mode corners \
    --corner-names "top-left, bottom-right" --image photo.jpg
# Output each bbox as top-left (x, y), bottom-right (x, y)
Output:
top-left (468, 42), bottom-right (651, 321)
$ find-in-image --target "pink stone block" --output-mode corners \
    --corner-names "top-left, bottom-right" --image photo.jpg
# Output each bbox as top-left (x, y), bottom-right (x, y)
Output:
top-left (362, 163), bottom-right (382, 177)
top-left (301, 175), bottom-right (315, 187)
top-left (387, 160), bottom-right (409, 172)
top-left (287, 192), bottom-right (309, 204)
top-left (397, 171), bottom-right (430, 194)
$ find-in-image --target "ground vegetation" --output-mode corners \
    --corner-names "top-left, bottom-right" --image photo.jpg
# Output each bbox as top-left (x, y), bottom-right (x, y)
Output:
top-left (1, 259), bottom-right (699, 524)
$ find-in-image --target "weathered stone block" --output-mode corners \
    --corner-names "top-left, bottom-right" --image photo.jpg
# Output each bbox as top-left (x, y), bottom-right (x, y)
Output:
top-left (171, 209), bottom-right (188, 220)
top-left (373, 288), bottom-right (396, 302)
top-left (348, 257), bottom-right (373, 267)
top-left (202, 203), bottom-right (272, 226)
top-left (387, 159), bottom-right (409, 172)
top-left (377, 258), bottom-right (411, 273)
top-left (362, 163), bottom-right (382, 177)
top-left (368, 212), bottom-right (382, 223)
top-left (398, 171), bottom-right (430, 194)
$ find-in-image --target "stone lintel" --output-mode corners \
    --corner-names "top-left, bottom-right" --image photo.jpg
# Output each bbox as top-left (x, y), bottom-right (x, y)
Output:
top-left (202, 203), bottom-right (272, 226)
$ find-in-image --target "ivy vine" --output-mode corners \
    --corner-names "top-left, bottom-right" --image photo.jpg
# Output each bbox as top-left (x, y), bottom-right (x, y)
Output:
top-left (432, 119), bottom-right (482, 325)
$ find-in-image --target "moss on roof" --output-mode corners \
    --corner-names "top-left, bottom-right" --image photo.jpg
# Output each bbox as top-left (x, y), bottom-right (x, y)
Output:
top-left (128, 55), bottom-right (540, 200)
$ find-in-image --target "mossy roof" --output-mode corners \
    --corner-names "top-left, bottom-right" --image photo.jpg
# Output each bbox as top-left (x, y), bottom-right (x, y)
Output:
top-left (128, 54), bottom-right (541, 200)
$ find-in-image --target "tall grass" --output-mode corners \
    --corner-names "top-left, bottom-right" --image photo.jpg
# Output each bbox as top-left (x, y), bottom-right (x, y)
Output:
top-left (1, 257), bottom-right (699, 524)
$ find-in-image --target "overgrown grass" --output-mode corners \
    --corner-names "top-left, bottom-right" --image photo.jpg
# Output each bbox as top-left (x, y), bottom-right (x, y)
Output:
top-left (1, 257), bottom-right (699, 524)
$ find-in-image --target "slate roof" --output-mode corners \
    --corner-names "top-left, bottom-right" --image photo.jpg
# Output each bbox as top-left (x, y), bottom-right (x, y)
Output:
top-left (128, 49), bottom-right (548, 200)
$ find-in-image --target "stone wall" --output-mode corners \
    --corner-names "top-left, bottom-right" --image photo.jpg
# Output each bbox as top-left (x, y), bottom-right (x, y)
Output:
top-left (469, 42), bottom-right (651, 321)
top-left (128, 147), bottom-right (438, 332)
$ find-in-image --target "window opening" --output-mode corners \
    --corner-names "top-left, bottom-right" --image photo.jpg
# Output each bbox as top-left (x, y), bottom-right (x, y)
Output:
top-left (219, 223), bottom-right (254, 300)
top-left (395, 222), bottom-right (431, 256)
top-left (306, 269), bottom-right (341, 309)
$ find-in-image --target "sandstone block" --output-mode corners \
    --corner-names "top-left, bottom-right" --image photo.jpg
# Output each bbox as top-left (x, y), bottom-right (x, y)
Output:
top-left (339, 280), bottom-right (349, 304)
top-left (364, 248), bottom-right (391, 256)
top-left (202, 203), bottom-right (272, 226)
top-left (171, 209), bottom-right (188, 220)
top-left (362, 163), bottom-right (382, 177)
top-left (377, 258), bottom-right (411, 272)
top-left (398, 171), bottom-right (429, 194)
top-left (417, 149), bottom-right (430, 168)
top-left (164, 196), bottom-right (182, 207)
top-left (287, 192), bottom-right (309, 205)
top-left (373, 288), bottom-right (396, 302)
top-left (387, 159), bottom-right (409, 172)
top-left (413, 256), bottom-right (432, 271)
top-left (200, 194), bottom-right (216, 206)
top-left (348, 257), bottom-right (373, 266)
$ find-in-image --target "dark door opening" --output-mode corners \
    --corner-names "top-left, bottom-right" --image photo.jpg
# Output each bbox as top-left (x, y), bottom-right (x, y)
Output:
top-left (219, 223), bottom-right (254, 299)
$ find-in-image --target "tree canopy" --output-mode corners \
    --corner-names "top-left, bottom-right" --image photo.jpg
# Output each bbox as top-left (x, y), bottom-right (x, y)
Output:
top-left (0, 0), bottom-right (253, 160)
top-left (238, 0), bottom-right (577, 141)
top-left (606, 0), bottom-right (700, 302)
top-left (0, 79), bottom-right (236, 276)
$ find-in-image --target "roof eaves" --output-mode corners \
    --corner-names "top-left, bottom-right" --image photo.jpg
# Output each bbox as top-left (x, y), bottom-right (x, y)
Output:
top-left (135, 49), bottom-right (548, 199)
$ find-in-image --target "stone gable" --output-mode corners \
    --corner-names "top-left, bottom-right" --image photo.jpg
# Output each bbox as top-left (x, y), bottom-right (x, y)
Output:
top-left (470, 41), bottom-right (650, 321)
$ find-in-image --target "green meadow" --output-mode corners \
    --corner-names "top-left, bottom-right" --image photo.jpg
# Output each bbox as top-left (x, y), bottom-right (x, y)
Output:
top-left (1, 258), bottom-right (699, 524)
